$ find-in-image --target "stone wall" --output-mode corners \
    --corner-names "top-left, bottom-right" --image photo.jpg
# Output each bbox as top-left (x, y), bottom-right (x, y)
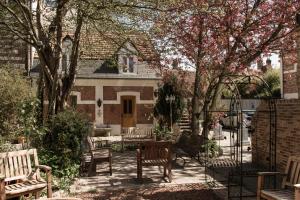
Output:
top-left (252, 99), bottom-right (300, 172)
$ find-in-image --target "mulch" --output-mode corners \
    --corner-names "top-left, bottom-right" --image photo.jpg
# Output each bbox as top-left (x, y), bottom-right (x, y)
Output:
top-left (74, 183), bottom-right (222, 200)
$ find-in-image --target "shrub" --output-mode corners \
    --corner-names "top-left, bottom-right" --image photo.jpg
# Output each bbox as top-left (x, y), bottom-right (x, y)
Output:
top-left (0, 67), bottom-right (33, 139)
top-left (154, 74), bottom-right (185, 129)
top-left (40, 110), bottom-right (90, 190)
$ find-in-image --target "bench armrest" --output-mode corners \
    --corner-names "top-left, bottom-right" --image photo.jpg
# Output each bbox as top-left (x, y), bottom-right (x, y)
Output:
top-left (36, 165), bottom-right (52, 172)
top-left (257, 171), bottom-right (282, 176)
top-left (0, 175), bottom-right (4, 181)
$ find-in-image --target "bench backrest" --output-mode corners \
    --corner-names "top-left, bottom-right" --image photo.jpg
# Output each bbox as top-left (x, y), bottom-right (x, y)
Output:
top-left (282, 156), bottom-right (300, 188)
top-left (0, 149), bottom-right (39, 182)
top-left (122, 127), bottom-right (153, 139)
top-left (139, 141), bottom-right (171, 160)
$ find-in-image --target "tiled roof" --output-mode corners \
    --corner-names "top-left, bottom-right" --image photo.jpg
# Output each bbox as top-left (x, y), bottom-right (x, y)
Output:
top-left (78, 32), bottom-right (157, 61)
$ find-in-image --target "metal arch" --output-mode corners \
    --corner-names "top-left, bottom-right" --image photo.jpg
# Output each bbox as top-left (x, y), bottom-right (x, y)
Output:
top-left (203, 74), bottom-right (277, 199)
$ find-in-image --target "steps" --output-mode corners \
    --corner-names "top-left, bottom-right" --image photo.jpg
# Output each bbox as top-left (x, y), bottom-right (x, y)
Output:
top-left (177, 113), bottom-right (192, 133)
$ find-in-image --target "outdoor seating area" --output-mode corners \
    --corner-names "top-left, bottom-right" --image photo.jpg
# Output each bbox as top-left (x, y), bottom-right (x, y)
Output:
top-left (1, 2), bottom-right (300, 200)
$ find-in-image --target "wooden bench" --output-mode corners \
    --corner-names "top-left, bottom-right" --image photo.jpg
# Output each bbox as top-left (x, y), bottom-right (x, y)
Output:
top-left (86, 136), bottom-right (112, 176)
top-left (121, 127), bottom-right (155, 152)
top-left (0, 149), bottom-right (52, 200)
top-left (137, 141), bottom-right (172, 182)
top-left (257, 156), bottom-right (300, 200)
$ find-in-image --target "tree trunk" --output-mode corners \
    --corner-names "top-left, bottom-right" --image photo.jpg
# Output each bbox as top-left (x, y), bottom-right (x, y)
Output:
top-left (191, 64), bottom-right (201, 136)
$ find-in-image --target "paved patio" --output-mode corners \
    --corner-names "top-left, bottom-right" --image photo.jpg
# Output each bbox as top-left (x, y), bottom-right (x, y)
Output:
top-left (67, 131), bottom-right (257, 199)
top-left (70, 150), bottom-right (209, 194)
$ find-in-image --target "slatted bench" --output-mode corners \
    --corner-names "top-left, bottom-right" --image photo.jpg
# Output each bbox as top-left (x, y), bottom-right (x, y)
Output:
top-left (121, 127), bottom-right (155, 152)
top-left (257, 156), bottom-right (300, 200)
top-left (0, 149), bottom-right (52, 200)
top-left (137, 141), bottom-right (172, 182)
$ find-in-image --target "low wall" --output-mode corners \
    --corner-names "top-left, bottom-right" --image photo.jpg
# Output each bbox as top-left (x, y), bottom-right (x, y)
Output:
top-left (252, 99), bottom-right (300, 172)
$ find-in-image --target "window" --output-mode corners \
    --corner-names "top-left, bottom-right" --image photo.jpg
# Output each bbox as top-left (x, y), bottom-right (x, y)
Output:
top-left (121, 56), bottom-right (135, 73)
top-left (123, 99), bottom-right (133, 114)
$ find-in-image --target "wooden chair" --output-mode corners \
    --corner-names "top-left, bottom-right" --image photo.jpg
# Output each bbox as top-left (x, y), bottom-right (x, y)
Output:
top-left (0, 149), bottom-right (52, 200)
top-left (136, 141), bottom-right (172, 182)
top-left (87, 136), bottom-right (112, 176)
top-left (257, 156), bottom-right (300, 200)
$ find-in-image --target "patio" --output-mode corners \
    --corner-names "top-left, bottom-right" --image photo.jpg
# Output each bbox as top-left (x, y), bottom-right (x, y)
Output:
top-left (64, 131), bottom-right (258, 200)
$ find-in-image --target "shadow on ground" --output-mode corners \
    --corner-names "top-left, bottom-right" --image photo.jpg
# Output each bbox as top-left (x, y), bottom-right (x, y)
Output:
top-left (75, 183), bottom-right (223, 200)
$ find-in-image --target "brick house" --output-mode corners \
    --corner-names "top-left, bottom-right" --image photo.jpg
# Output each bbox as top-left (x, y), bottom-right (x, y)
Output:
top-left (31, 32), bottom-right (161, 135)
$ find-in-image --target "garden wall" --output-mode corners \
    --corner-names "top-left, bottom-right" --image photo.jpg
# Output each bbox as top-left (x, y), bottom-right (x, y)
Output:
top-left (252, 99), bottom-right (300, 172)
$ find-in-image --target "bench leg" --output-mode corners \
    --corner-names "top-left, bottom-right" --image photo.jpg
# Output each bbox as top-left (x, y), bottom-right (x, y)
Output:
top-left (88, 161), bottom-right (96, 176)
top-left (137, 166), bottom-right (142, 181)
top-left (35, 191), bottom-right (40, 199)
top-left (0, 179), bottom-right (5, 200)
top-left (257, 175), bottom-right (264, 200)
top-left (295, 185), bottom-right (300, 200)
top-left (109, 157), bottom-right (112, 176)
top-left (164, 166), bottom-right (167, 177)
top-left (168, 164), bottom-right (172, 183)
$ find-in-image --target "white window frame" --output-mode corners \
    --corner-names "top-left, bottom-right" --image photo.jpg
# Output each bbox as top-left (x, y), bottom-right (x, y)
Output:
top-left (120, 55), bottom-right (136, 74)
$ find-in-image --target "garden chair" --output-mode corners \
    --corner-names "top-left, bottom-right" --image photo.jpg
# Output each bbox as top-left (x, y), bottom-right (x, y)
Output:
top-left (87, 136), bottom-right (112, 176)
top-left (257, 156), bottom-right (300, 200)
top-left (137, 141), bottom-right (172, 182)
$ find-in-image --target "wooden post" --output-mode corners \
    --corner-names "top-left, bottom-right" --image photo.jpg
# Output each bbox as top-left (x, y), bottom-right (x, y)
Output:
top-left (0, 175), bottom-right (6, 200)
top-left (295, 184), bottom-right (300, 200)
top-left (257, 174), bottom-right (264, 200)
top-left (47, 171), bottom-right (52, 198)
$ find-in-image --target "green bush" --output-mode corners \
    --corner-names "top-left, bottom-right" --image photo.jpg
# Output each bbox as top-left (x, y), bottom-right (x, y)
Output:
top-left (0, 67), bottom-right (33, 139)
top-left (154, 74), bottom-right (185, 128)
top-left (40, 110), bottom-right (90, 190)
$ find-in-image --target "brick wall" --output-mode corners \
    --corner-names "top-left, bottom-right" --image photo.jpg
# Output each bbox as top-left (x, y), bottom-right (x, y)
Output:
top-left (0, 30), bottom-right (28, 70)
top-left (77, 104), bottom-right (95, 121)
top-left (136, 104), bottom-right (153, 124)
top-left (103, 86), bottom-right (153, 100)
top-left (72, 86), bottom-right (95, 100)
top-left (283, 72), bottom-right (298, 94)
top-left (103, 104), bottom-right (121, 124)
top-left (252, 99), bottom-right (300, 172)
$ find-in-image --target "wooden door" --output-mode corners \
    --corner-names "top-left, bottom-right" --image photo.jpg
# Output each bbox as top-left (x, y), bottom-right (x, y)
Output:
top-left (121, 96), bottom-right (136, 127)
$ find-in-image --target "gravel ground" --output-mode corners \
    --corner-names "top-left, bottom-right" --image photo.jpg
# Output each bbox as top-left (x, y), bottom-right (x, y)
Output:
top-left (73, 183), bottom-right (221, 200)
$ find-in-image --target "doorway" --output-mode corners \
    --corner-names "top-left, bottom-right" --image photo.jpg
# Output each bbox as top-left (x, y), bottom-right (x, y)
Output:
top-left (121, 96), bottom-right (136, 127)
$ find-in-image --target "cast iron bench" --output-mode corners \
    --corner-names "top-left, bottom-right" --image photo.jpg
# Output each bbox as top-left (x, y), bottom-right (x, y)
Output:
top-left (0, 149), bottom-right (52, 200)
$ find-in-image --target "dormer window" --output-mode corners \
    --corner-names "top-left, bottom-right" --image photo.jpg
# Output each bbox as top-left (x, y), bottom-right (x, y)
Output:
top-left (122, 56), bottom-right (135, 73)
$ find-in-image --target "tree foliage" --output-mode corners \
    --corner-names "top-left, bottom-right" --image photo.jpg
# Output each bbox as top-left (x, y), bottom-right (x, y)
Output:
top-left (154, 73), bottom-right (186, 128)
top-left (151, 0), bottom-right (300, 135)
top-left (0, 0), bottom-right (169, 118)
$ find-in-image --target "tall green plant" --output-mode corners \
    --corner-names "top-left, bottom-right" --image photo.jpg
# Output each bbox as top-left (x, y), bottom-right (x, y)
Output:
top-left (0, 67), bottom-right (33, 139)
top-left (40, 110), bottom-right (89, 189)
top-left (154, 74), bottom-right (185, 129)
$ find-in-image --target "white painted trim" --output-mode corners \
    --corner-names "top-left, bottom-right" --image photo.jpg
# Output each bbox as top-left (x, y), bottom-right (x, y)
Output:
top-left (70, 91), bottom-right (95, 104)
top-left (103, 91), bottom-right (154, 104)
top-left (283, 63), bottom-right (297, 74)
top-left (284, 93), bottom-right (299, 99)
